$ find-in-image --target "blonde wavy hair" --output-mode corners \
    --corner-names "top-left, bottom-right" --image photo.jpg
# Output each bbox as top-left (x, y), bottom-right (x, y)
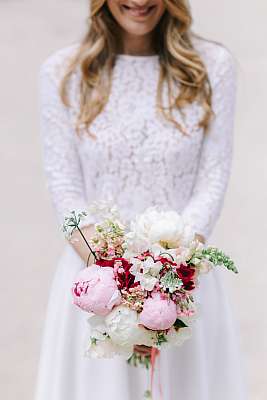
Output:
top-left (60, 0), bottom-right (213, 137)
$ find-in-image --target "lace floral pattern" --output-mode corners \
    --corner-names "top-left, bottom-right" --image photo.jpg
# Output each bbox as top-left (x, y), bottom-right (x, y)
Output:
top-left (38, 38), bottom-right (237, 238)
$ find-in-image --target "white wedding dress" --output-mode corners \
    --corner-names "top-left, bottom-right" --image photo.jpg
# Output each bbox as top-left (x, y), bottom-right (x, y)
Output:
top-left (35, 37), bottom-right (247, 400)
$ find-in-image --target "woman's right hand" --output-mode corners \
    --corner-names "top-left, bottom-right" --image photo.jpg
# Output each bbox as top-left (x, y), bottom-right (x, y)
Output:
top-left (69, 224), bottom-right (96, 265)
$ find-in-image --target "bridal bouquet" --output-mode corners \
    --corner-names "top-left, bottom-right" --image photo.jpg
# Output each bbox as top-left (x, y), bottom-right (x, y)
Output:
top-left (62, 203), bottom-right (238, 398)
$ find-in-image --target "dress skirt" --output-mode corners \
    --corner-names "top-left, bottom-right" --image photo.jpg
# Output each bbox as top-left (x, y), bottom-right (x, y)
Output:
top-left (34, 243), bottom-right (247, 400)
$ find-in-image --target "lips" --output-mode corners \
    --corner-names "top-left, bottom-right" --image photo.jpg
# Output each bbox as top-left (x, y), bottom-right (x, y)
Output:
top-left (121, 4), bottom-right (156, 18)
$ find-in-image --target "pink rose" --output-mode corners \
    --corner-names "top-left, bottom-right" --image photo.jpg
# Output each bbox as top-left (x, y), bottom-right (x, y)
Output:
top-left (72, 265), bottom-right (121, 316)
top-left (139, 292), bottom-right (177, 330)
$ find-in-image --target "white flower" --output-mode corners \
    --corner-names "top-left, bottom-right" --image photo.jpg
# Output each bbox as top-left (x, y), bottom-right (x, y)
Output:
top-left (135, 272), bottom-right (158, 291)
top-left (129, 257), bottom-right (143, 275)
top-left (135, 326), bottom-right (157, 347)
top-left (86, 336), bottom-right (133, 359)
top-left (175, 246), bottom-right (193, 265)
top-left (198, 259), bottom-right (214, 274)
top-left (142, 258), bottom-right (162, 276)
top-left (149, 243), bottom-right (165, 257)
top-left (105, 305), bottom-right (141, 346)
top-left (165, 327), bottom-right (192, 347)
top-left (177, 302), bottom-right (199, 325)
top-left (130, 257), bottom-right (162, 291)
top-left (87, 315), bottom-right (107, 341)
top-left (125, 207), bottom-right (195, 252)
top-left (124, 231), bottom-right (151, 257)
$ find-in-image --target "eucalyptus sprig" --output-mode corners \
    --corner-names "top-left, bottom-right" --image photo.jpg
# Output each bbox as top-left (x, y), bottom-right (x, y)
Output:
top-left (62, 210), bottom-right (97, 264)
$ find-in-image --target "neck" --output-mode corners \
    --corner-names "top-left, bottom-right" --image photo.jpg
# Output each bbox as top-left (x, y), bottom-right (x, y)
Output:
top-left (118, 30), bottom-right (157, 56)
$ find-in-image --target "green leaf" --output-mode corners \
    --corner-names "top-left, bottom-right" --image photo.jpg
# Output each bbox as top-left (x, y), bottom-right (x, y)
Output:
top-left (174, 318), bottom-right (188, 329)
top-left (144, 390), bottom-right (152, 399)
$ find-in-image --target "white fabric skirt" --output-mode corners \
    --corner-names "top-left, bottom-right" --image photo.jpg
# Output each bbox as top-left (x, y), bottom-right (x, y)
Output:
top-left (34, 243), bottom-right (247, 400)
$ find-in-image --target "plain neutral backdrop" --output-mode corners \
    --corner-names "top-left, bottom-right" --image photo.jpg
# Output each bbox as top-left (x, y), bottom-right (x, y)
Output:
top-left (1, 0), bottom-right (266, 399)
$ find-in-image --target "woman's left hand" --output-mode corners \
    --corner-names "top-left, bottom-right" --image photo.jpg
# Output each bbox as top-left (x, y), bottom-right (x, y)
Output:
top-left (134, 345), bottom-right (152, 356)
top-left (195, 232), bottom-right (206, 244)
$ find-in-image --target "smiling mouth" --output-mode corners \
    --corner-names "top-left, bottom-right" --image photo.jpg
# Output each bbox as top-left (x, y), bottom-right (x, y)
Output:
top-left (121, 4), bottom-right (156, 18)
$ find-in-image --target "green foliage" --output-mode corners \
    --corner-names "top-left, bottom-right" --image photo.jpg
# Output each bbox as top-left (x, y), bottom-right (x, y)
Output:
top-left (173, 318), bottom-right (188, 330)
top-left (201, 246), bottom-right (238, 274)
top-left (160, 270), bottom-right (183, 293)
top-left (127, 352), bottom-right (151, 369)
top-left (90, 337), bottom-right (97, 346)
top-left (155, 332), bottom-right (168, 347)
top-left (62, 210), bottom-right (87, 238)
top-left (144, 390), bottom-right (152, 399)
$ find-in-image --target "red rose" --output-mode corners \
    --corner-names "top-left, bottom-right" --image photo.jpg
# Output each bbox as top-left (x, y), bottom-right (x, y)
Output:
top-left (177, 264), bottom-right (196, 291)
top-left (96, 257), bottom-right (137, 290)
top-left (95, 259), bottom-right (114, 267)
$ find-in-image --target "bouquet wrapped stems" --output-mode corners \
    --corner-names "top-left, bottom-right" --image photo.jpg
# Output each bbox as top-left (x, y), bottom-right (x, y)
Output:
top-left (128, 347), bottom-right (162, 400)
top-left (62, 204), bottom-right (238, 400)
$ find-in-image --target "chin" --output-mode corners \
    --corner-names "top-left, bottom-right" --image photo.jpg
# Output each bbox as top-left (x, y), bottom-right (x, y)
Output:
top-left (107, 1), bottom-right (166, 36)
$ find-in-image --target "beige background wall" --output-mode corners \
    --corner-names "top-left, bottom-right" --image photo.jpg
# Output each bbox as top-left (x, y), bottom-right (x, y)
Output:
top-left (1, 0), bottom-right (266, 399)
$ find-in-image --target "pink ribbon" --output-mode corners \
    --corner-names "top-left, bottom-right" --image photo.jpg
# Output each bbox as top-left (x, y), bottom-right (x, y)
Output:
top-left (150, 348), bottom-right (163, 400)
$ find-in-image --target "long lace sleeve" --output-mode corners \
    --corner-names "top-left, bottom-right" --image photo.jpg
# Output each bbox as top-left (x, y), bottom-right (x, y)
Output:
top-left (182, 46), bottom-right (238, 240)
top-left (38, 52), bottom-right (96, 230)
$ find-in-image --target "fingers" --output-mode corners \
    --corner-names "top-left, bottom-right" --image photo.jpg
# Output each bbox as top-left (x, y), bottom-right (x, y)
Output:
top-left (134, 345), bottom-right (152, 356)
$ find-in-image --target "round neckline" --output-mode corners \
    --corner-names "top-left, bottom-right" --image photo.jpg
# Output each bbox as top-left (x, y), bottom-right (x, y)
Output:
top-left (116, 53), bottom-right (159, 61)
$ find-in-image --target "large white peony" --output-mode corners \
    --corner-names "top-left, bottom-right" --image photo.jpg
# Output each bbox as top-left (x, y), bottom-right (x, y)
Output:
top-left (86, 314), bottom-right (133, 359)
top-left (105, 305), bottom-right (157, 347)
top-left (125, 207), bottom-right (195, 254)
top-left (165, 327), bottom-right (192, 347)
top-left (86, 337), bottom-right (133, 359)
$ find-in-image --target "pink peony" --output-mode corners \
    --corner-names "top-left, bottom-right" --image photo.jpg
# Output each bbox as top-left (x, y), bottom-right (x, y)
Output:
top-left (139, 292), bottom-right (177, 330)
top-left (72, 265), bottom-right (121, 316)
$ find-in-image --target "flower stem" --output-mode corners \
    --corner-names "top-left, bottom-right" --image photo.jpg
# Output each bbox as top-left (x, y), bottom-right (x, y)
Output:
top-left (76, 226), bottom-right (98, 263)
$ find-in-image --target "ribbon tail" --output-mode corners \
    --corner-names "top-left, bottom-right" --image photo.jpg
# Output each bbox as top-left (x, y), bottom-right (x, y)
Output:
top-left (150, 347), bottom-right (161, 399)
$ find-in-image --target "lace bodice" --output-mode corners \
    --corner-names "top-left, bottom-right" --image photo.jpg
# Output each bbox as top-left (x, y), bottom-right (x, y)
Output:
top-left (38, 37), bottom-right (237, 240)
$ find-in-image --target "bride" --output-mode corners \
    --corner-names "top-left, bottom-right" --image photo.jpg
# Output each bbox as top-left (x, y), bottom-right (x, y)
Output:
top-left (35, 1), bottom-right (247, 399)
